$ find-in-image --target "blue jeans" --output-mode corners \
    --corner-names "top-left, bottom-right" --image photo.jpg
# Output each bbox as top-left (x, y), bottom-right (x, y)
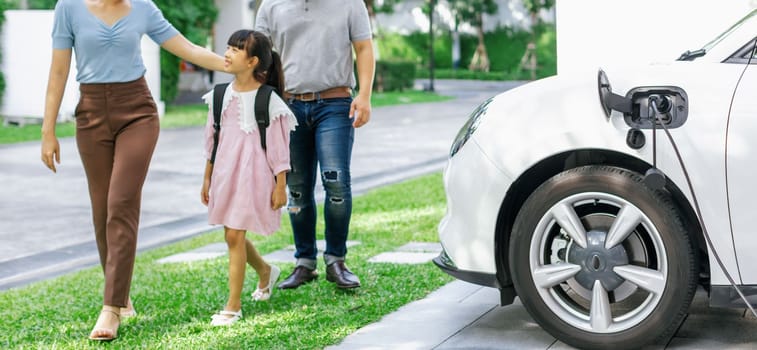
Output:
top-left (287, 97), bottom-right (354, 264)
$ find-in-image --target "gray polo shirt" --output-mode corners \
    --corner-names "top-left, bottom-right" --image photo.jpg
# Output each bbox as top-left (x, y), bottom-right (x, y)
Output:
top-left (255, 0), bottom-right (372, 94)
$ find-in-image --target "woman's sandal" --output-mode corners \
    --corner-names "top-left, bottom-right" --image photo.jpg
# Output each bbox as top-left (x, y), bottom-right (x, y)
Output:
top-left (252, 264), bottom-right (281, 302)
top-left (89, 309), bottom-right (120, 341)
top-left (120, 298), bottom-right (137, 318)
top-left (210, 309), bottom-right (243, 326)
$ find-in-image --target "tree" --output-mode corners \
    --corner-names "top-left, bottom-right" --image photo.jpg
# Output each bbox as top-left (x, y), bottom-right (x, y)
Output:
top-left (153, 0), bottom-right (217, 103)
top-left (518, 0), bottom-right (555, 79)
top-left (363, 0), bottom-right (402, 60)
top-left (521, 0), bottom-right (555, 25)
top-left (448, 0), bottom-right (498, 72)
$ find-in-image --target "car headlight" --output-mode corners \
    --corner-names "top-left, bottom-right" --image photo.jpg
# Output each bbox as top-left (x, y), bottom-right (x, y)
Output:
top-left (449, 97), bottom-right (493, 157)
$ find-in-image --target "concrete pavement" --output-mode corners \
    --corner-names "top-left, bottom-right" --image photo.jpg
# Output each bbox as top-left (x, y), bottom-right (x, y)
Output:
top-left (327, 281), bottom-right (757, 350)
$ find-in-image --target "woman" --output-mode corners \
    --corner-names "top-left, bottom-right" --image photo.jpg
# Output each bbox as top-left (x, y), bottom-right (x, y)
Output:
top-left (40, 0), bottom-right (225, 341)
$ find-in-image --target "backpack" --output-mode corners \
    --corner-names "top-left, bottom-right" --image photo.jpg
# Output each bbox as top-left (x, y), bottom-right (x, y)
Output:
top-left (209, 83), bottom-right (275, 164)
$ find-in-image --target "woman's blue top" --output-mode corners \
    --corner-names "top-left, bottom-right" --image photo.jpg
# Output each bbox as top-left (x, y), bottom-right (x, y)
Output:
top-left (52, 0), bottom-right (179, 83)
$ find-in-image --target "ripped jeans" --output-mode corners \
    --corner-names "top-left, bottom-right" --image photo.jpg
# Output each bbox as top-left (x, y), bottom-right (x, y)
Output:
top-left (286, 97), bottom-right (354, 263)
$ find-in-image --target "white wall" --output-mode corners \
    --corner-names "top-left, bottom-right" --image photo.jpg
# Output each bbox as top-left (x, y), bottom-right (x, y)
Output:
top-left (556, 0), bottom-right (754, 75)
top-left (1, 10), bottom-right (163, 119)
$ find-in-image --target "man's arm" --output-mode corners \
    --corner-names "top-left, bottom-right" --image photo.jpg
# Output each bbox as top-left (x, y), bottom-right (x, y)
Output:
top-left (350, 38), bottom-right (375, 128)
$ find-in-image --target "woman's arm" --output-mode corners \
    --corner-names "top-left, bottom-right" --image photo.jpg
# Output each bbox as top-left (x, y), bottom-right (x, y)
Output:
top-left (161, 34), bottom-right (225, 72)
top-left (41, 48), bottom-right (73, 173)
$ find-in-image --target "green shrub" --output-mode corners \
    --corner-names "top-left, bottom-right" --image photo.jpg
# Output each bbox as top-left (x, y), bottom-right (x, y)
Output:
top-left (0, 0), bottom-right (10, 104)
top-left (160, 54), bottom-right (181, 105)
top-left (374, 60), bottom-right (416, 92)
top-left (27, 0), bottom-right (56, 8)
top-left (155, 0), bottom-right (218, 103)
top-left (417, 68), bottom-right (507, 81)
top-left (378, 31), bottom-right (452, 70)
top-left (533, 23), bottom-right (558, 78)
top-left (378, 23), bottom-right (557, 80)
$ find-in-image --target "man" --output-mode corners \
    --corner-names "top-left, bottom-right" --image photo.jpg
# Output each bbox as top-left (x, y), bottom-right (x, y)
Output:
top-left (255, 0), bottom-right (375, 289)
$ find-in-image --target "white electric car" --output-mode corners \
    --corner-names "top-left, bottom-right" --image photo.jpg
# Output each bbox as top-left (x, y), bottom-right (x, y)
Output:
top-left (434, 9), bottom-right (757, 350)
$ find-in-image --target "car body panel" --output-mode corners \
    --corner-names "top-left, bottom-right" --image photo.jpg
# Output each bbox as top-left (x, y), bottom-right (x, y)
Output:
top-left (726, 64), bottom-right (757, 283)
top-left (438, 138), bottom-right (510, 273)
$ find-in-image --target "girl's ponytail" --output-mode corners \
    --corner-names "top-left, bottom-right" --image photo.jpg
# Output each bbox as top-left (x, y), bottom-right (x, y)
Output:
top-left (267, 50), bottom-right (285, 95)
top-left (237, 30), bottom-right (285, 94)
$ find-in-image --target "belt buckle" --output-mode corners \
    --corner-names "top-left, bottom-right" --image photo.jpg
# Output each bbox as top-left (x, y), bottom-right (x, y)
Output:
top-left (299, 92), bottom-right (317, 102)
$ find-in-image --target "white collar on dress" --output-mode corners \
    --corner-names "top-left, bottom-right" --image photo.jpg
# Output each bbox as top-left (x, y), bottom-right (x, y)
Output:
top-left (202, 84), bottom-right (270, 134)
top-left (203, 82), bottom-right (298, 134)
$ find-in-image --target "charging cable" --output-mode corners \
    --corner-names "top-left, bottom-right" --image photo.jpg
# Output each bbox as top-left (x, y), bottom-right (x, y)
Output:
top-left (650, 96), bottom-right (757, 318)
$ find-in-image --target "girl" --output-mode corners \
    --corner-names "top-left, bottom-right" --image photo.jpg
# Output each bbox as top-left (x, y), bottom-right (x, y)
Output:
top-left (41, 0), bottom-right (225, 341)
top-left (200, 30), bottom-right (296, 326)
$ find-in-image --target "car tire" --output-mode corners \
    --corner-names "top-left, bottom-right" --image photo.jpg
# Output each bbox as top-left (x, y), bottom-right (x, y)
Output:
top-left (509, 165), bottom-right (697, 350)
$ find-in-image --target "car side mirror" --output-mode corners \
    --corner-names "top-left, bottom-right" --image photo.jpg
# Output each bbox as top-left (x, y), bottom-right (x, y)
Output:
top-left (598, 69), bottom-right (689, 129)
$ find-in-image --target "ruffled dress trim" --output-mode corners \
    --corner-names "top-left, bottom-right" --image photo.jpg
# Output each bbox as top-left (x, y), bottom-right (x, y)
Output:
top-left (202, 84), bottom-right (297, 134)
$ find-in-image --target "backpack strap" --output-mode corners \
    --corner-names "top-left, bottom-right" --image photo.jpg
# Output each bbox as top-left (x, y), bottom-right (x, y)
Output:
top-left (254, 84), bottom-right (274, 151)
top-left (209, 82), bottom-right (229, 164)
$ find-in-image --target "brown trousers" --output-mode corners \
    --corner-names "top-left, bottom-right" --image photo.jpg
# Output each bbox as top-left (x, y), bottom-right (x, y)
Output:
top-left (75, 77), bottom-right (159, 307)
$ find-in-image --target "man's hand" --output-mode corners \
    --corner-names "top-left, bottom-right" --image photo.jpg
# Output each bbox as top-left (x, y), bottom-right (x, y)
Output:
top-left (350, 94), bottom-right (371, 128)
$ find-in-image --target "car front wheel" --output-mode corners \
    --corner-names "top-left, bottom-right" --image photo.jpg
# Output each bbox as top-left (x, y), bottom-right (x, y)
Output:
top-left (509, 165), bottom-right (697, 350)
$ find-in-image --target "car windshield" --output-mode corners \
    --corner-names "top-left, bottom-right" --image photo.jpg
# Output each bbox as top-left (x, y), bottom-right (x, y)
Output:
top-left (678, 9), bottom-right (757, 61)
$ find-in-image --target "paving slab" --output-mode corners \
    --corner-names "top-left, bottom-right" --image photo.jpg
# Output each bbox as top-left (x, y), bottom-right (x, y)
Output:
top-left (327, 281), bottom-right (498, 350)
top-left (263, 240), bottom-right (362, 263)
top-left (156, 242), bottom-right (227, 264)
top-left (367, 252), bottom-right (439, 264)
top-left (368, 242), bottom-right (441, 264)
top-left (395, 242), bottom-right (442, 253)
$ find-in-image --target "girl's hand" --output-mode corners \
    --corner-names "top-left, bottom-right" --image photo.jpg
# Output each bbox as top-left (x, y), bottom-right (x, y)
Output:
top-left (41, 134), bottom-right (60, 173)
top-left (201, 179), bottom-right (211, 206)
top-left (271, 187), bottom-right (287, 210)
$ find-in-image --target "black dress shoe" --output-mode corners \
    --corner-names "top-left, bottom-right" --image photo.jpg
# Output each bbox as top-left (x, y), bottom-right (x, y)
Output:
top-left (277, 266), bottom-right (318, 289)
top-left (326, 261), bottom-right (361, 289)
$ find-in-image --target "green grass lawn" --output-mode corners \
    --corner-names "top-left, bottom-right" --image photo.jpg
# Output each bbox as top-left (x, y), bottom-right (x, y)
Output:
top-left (0, 173), bottom-right (453, 349)
top-left (0, 90), bottom-right (452, 144)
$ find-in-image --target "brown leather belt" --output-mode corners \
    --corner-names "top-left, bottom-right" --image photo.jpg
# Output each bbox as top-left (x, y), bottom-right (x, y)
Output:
top-left (283, 87), bottom-right (352, 101)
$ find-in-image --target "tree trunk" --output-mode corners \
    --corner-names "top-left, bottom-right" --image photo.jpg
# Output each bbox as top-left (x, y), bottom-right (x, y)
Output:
top-left (468, 15), bottom-right (490, 72)
top-left (363, 0), bottom-right (381, 60)
top-left (452, 29), bottom-right (461, 69)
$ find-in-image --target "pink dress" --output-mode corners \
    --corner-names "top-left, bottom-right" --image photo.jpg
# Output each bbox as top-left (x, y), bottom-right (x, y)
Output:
top-left (203, 85), bottom-right (297, 235)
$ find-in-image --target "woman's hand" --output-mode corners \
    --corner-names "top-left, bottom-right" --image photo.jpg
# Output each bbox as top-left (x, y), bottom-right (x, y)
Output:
top-left (41, 134), bottom-right (60, 173)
